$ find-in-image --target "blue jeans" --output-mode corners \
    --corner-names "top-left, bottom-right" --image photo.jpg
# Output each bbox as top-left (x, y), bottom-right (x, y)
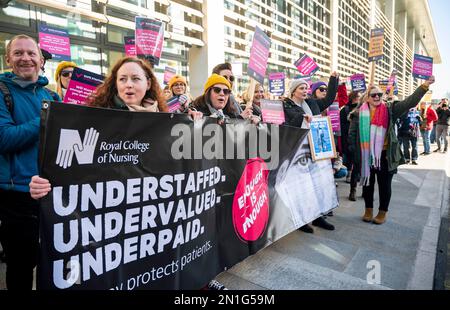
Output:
top-left (430, 125), bottom-right (437, 144)
top-left (398, 136), bottom-right (418, 160)
top-left (421, 130), bottom-right (431, 153)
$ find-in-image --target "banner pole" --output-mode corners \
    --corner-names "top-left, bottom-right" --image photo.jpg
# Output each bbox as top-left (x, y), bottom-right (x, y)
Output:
top-left (246, 78), bottom-right (257, 109)
top-left (370, 61), bottom-right (376, 85)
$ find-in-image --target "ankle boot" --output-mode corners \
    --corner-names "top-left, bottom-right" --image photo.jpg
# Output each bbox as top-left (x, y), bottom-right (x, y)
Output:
top-left (298, 224), bottom-right (314, 234)
top-left (373, 210), bottom-right (387, 225)
top-left (312, 217), bottom-right (335, 230)
top-left (349, 187), bottom-right (356, 201)
top-left (362, 208), bottom-right (373, 222)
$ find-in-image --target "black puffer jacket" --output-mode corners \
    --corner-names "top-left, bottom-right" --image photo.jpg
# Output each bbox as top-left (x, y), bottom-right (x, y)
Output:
top-left (283, 76), bottom-right (338, 128)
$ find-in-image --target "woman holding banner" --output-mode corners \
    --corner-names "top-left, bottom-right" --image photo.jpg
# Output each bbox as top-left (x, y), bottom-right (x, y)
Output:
top-left (282, 72), bottom-right (339, 233)
top-left (192, 74), bottom-right (257, 124)
top-left (242, 83), bottom-right (265, 118)
top-left (88, 56), bottom-right (167, 112)
top-left (167, 75), bottom-right (192, 113)
top-left (29, 57), bottom-right (202, 199)
top-left (348, 76), bottom-right (435, 225)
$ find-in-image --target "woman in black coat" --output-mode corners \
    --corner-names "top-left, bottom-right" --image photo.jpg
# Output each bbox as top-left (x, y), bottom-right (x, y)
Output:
top-left (282, 72), bottom-right (339, 233)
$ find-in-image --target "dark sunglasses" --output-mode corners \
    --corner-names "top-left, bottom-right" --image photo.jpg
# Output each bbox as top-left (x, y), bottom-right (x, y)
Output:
top-left (370, 93), bottom-right (383, 98)
top-left (61, 70), bottom-right (73, 78)
top-left (318, 87), bottom-right (327, 93)
top-left (212, 86), bottom-right (231, 95)
top-left (222, 75), bottom-right (235, 83)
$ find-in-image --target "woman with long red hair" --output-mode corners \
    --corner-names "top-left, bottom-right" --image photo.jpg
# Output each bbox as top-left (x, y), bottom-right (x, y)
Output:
top-left (89, 56), bottom-right (168, 112)
top-left (29, 57), bottom-right (202, 199)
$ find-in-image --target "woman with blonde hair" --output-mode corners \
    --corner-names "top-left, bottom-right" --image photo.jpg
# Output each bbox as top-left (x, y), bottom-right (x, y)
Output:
top-left (242, 83), bottom-right (264, 119)
top-left (348, 76), bottom-right (435, 224)
top-left (54, 61), bottom-right (77, 100)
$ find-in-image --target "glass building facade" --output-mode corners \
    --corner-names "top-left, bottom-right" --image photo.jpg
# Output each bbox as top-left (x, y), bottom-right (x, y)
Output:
top-left (0, 0), bottom-right (440, 98)
top-left (0, 0), bottom-right (203, 90)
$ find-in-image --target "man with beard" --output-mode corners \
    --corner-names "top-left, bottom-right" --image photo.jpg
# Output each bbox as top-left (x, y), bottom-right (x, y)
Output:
top-left (0, 35), bottom-right (60, 290)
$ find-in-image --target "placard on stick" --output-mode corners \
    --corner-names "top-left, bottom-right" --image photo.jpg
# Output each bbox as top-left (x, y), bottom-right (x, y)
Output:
top-left (135, 17), bottom-right (165, 66)
top-left (247, 26), bottom-right (271, 85)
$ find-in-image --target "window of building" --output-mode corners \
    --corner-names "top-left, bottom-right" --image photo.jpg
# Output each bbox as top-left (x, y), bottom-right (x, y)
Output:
top-left (0, 0), bottom-right (31, 28)
top-left (0, 32), bottom-right (15, 73)
top-left (107, 25), bottom-right (134, 45)
top-left (37, 8), bottom-right (99, 40)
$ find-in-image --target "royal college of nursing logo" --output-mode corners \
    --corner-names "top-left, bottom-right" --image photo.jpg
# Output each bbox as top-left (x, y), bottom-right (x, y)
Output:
top-left (56, 128), bottom-right (99, 169)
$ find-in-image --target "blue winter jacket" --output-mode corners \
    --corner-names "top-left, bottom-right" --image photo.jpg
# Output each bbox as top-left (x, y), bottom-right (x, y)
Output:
top-left (0, 72), bottom-right (60, 192)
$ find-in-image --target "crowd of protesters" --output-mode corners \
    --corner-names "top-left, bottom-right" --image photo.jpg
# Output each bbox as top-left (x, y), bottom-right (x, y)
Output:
top-left (0, 34), bottom-right (441, 291)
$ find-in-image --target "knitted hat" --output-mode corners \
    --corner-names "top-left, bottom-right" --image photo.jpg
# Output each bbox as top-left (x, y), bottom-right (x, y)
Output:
top-left (311, 81), bottom-right (327, 95)
top-left (288, 79), bottom-right (309, 97)
top-left (55, 61), bottom-right (77, 81)
top-left (168, 75), bottom-right (187, 90)
top-left (204, 74), bottom-right (231, 94)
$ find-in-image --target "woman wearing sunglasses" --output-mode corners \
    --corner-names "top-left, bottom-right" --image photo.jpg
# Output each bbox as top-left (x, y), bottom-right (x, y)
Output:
top-left (54, 61), bottom-right (77, 100)
top-left (168, 75), bottom-right (193, 113)
top-left (192, 74), bottom-right (240, 121)
top-left (310, 81), bottom-right (328, 100)
top-left (348, 76), bottom-right (435, 225)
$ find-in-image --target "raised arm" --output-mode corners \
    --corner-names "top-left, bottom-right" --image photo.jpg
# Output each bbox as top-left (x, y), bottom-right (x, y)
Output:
top-left (316, 72), bottom-right (339, 112)
top-left (392, 76), bottom-right (435, 120)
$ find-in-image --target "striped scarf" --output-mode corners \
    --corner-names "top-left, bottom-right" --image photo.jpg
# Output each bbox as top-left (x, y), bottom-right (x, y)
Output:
top-left (359, 102), bottom-right (389, 186)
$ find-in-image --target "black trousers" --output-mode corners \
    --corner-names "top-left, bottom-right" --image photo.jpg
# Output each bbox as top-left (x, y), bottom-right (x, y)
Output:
top-left (0, 189), bottom-right (39, 290)
top-left (351, 164), bottom-right (360, 189)
top-left (362, 152), bottom-right (395, 212)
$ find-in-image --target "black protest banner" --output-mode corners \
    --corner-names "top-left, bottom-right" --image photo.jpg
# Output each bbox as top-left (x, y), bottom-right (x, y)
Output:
top-left (37, 102), bottom-right (335, 290)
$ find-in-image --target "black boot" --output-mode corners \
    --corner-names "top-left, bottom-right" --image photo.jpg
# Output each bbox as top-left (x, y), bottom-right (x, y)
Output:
top-left (349, 187), bottom-right (356, 201)
top-left (312, 217), bottom-right (335, 230)
top-left (298, 224), bottom-right (314, 234)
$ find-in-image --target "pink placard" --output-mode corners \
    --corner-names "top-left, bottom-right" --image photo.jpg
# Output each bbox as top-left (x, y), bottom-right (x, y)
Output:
top-left (38, 25), bottom-right (71, 61)
top-left (247, 26), bottom-right (271, 85)
top-left (163, 67), bottom-right (177, 85)
top-left (412, 54), bottom-right (433, 80)
top-left (124, 36), bottom-right (136, 57)
top-left (260, 99), bottom-right (285, 125)
top-left (327, 101), bottom-right (340, 133)
top-left (63, 67), bottom-right (104, 105)
top-left (294, 54), bottom-right (320, 77)
top-left (135, 17), bottom-right (164, 65)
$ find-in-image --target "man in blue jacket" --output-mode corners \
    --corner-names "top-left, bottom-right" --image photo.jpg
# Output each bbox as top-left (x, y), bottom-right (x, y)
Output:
top-left (0, 34), bottom-right (60, 290)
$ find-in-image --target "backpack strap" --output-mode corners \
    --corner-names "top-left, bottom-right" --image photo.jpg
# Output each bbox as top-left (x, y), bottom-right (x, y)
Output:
top-left (0, 81), bottom-right (13, 114)
top-left (45, 87), bottom-right (60, 102)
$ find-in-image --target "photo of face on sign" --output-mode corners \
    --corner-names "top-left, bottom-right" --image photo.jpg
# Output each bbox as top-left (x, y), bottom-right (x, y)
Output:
top-left (308, 116), bottom-right (336, 161)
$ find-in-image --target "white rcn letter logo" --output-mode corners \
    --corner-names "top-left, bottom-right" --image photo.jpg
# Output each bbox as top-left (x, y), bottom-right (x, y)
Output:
top-left (56, 128), bottom-right (99, 169)
top-left (366, 260), bottom-right (381, 285)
